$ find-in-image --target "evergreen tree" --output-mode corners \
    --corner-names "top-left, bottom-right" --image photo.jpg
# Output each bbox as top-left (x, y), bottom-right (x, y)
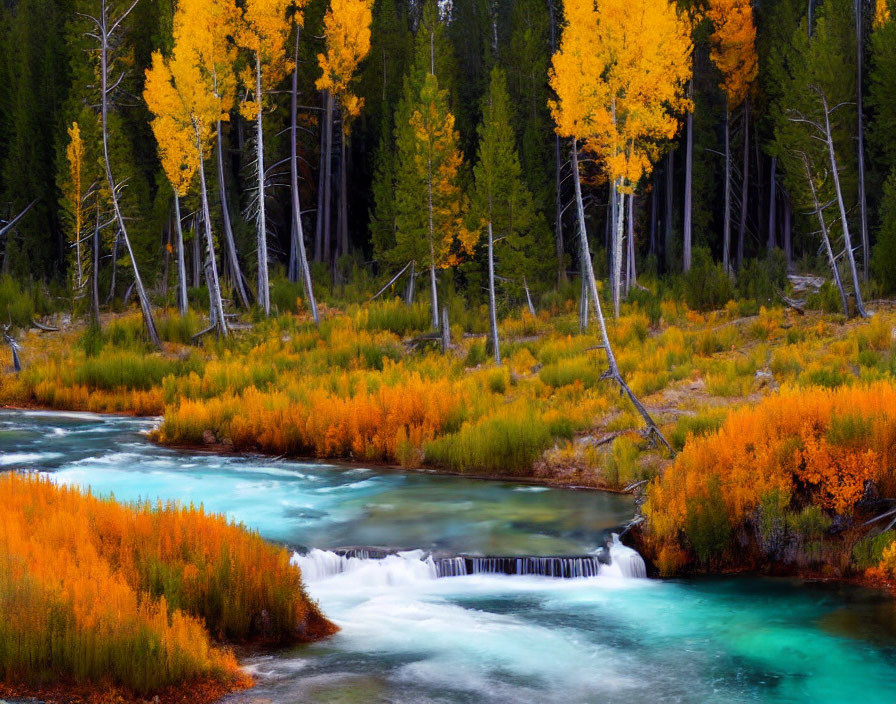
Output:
top-left (392, 70), bottom-right (475, 330)
top-left (472, 67), bottom-right (543, 363)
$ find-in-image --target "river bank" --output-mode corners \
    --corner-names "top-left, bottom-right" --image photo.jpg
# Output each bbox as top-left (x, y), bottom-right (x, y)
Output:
top-left (5, 410), bottom-right (896, 703)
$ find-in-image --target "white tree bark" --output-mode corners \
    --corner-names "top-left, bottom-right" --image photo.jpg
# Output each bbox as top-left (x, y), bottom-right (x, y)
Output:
top-left (195, 125), bottom-right (228, 335)
top-left (216, 120), bottom-right (250, 309)
top-left (254, 56), bottom-right (270, 315)
top-left (570, 140), bottom-right (672, 453)
top-left (174, 193), bottom-right (188, 316)
top-left (722, 102), bottom-right (732, 274)
top-left (683, 78), bottom-right (694, 272)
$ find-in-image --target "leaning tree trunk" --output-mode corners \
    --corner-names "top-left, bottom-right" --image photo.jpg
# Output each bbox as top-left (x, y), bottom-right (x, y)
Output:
top-left (802, 154), bottom-right (849, 317)
top-left (290, 29), bottom-right (319, 325)
top-left (487, 217), bottom-right (500, 364)
top-left (216, 120), bottom-right (250, 309)
top-left (570, 139), bottom-right (672, 453)
top-left (856, 0), bottom-right (869, 280)
top-left (406, 260), bottom-right (416, 304)
top-left (683, 78), bottom-right (694, 272)
top-left (98, 13), bottom-right (160, 349)
top-left (254, 56), bottom-right (270, 315)
top-left (195, 127), bottom-right (228, 336)
top-left (174, 193), bottom-right (188, 316)
top-left (722, 102), bottom-right (732, 274)
top-left (737, 98), bottom-right (750, 270)
top-left (821, 92), bottom-right (868, 317)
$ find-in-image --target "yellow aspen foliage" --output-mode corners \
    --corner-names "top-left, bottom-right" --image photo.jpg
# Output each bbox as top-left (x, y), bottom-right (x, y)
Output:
top-left (707, 0), bottom-right (758, 108)
top-left (237, 0), bottom-right (306, 120)
top-left (316, 0), bottom-right (374, 128)
top-left (549, 0), bottom-right (693, 190)
top-left (65, 123), bottom-right (86, 288)
top-left (875, 0), bottom-right (891, 27)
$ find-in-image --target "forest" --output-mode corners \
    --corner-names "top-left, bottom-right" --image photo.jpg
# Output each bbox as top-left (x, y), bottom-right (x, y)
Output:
top-left (4, 0), bottom-right (896, 701)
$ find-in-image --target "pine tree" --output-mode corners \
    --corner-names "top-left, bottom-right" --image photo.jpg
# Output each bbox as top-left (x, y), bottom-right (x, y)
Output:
top-left (393, 71), bottom-right (474, 331)
top-left (472, 67), bottom-right (541, 364)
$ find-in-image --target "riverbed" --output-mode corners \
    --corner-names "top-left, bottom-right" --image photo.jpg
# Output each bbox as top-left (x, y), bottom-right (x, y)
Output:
top-left (3, 409), bottom-right (895, 703)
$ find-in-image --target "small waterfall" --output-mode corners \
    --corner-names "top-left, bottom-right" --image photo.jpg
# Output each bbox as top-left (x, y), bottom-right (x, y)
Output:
top-left (607, 534), bottom-right (647, 579)
top-left (297, 541), bottom-right (648, 582)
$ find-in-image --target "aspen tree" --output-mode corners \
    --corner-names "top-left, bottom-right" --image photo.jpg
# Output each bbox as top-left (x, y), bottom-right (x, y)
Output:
top-left (707, 0), bottom-right (758, 273)
top-left (144, 37), bottom-right (228, 335)
top-left (550, 0), bottom-right (685, 451)
top-left (317, 0), bottom-right (373, 260)
top-left (237, 0), bottom-right (296, 315)
top-left (177, 0), bottom-right (250, 310)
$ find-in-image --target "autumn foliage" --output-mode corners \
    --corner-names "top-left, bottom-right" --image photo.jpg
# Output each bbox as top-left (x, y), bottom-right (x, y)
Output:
top-left (0, 472), bottom-right (334, 699)
top-left (645, 383), bottom-right (896, 572)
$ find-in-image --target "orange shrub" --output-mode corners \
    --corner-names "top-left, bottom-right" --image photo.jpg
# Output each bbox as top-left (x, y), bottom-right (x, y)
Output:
top-left (0, 473), bottom-right (334, 698)
top-left (645, 383), bottom-right (896, 567)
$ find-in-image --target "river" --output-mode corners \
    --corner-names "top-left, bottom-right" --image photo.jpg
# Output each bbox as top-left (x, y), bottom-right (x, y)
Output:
top-left (2, 409), bottom-right (896, 703)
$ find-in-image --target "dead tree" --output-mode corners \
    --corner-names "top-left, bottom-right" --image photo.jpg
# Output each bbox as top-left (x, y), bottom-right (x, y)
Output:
top-left (799, 152), bottom-right (850, 317)
top-left (83, 0), bottom-right (161, 348)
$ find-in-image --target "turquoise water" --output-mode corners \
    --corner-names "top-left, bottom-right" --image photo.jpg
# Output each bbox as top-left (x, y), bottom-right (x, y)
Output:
top-left (3, 410), bottom-right (896, 703)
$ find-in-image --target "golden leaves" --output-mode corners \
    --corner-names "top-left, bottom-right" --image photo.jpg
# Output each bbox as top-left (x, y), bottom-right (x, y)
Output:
top-left (316, 0), bottom-right (373, 128)
top-left (549, 0), bottom-right (693, 190)
top-left (707, 0), bottom-right (758, 107)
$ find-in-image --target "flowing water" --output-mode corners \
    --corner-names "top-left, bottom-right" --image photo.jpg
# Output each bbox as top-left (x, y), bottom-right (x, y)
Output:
top-left (3, 409), bottom-right (896, 703)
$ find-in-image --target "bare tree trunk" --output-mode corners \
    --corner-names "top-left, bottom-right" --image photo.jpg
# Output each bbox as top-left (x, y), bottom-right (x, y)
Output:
top-left (802, 154), bottom-right (849, 317)
top-left (314, 91), bottom-right (326, 262)
top-left (174, 193), bottom-right (188, 316)
top-left (322, 91), bottom-right (335, 264)
top-left (216, 120), bottom-right (250, 309)
top-left (683, 79), bottom-right (694, 272)
top-left (649, 173), bottom-right (657, 256)
top-left (441, 306), bottom-right (450, 351)
top-left (254, 56), bottom-right (270, 315)
top-left (106, 230), bottom-right (119, 305)
top-left (427, 155), bottom-right (439, 331)
top-left (96, 0), bottom-right (160, 349)
top-left (523, 275), bottom-right (536, 317)
top-left (91, 204), bottom-right (100, 326)
top-left (737, 99), bottom-right (750, 270)
top-left (192, 216), bottom-right (201, 288)
top-left (723, 102), bottom-right (732, 273)
top-left (627, 191), bottom-right (636, 290)
top-left (820, 91), bottom-right (868, 317)
top-left (195, 126), bottom-right (228, 336)
top-left (487, 218), bottom-right (500, 364)
top-left (570, 139), bottom-right (672, 453)
top-left (664, 149), bottom-right (674, 271)
top-left (406, 259), bottom-right (416, 304)
top-left (614, 184), bottom-right (624, 318)
top-left (579, 270), bottom-right (589, 332)
top-left (783, 192), bottom-right (792, 270)
top-left (338, 117), bottom-right (349, 258)
top-left (768, 156), bottom-right (777, 253)
top-left (290, 29), bottom-right (319, 325)
top-left (856, 0), bottom-right (869, 280)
